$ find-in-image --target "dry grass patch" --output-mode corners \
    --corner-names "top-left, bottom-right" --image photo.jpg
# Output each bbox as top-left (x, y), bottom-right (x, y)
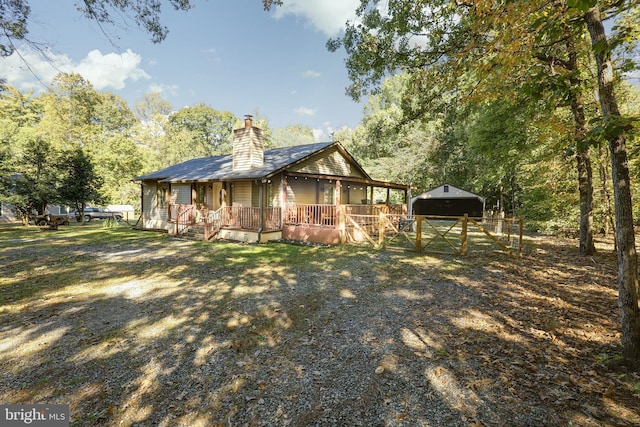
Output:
top-left (0, 223), bottom-right (639, 426)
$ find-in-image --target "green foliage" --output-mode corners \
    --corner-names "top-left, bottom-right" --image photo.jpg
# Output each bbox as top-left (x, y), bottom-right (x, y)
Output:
top-left (1, 0), bottom-right (197, 50)
top-left (162, 103), bottom-right (237, 164)
top-left (271, 124), bottom-right (315, 148)
top-left (57, 148), bottom-right (105, 214)
top-left (102, 217), bottom-right (121, 229)
top-left (0, 0), bottom-right (30, 57)
top-left (7, 135), bottom-right (60, 222)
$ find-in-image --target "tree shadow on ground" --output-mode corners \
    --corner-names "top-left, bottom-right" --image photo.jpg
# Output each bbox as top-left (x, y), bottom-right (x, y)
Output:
top-left (0, 224), bottom-right (638, 426)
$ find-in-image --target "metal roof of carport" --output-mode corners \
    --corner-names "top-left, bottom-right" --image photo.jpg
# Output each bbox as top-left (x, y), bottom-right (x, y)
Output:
top-left (411, 183), bottom-right (484, 203)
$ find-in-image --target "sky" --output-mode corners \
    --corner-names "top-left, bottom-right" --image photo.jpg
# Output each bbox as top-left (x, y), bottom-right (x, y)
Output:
top-left (0, 0), bottom-right (364, 141)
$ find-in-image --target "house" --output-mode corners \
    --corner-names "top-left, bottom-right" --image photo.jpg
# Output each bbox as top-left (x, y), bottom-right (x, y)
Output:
top-left (135, 115), bottom-right (409, 244)
top-left (0, 201), bottom-right (17, 223)
top-left (411, 184), bottom-right (485, 217)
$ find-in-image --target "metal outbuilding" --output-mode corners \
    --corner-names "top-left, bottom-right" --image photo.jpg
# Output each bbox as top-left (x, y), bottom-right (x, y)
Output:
top-left (411, 184), bottom-right (485, 217)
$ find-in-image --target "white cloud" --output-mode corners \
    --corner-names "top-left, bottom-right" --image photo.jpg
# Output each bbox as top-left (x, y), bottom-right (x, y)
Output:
top-left (0, 47), bottom-right (150, 91)
top-left (148, 83), bottom-right (179, 97)
top-left (303, 70), bottom-right (321, 78)
top-left (272, 0), bottom-right (360, 36)
top-left (294, 106), bottom-right (317, 116)
top-left (76, 49), bottom-right (150, 90)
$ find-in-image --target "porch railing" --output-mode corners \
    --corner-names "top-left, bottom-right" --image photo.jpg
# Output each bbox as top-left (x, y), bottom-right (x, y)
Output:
top-left (170, 203), bottom-right (406, 235)
top-left (217, 206), bottom-right (282, 231)
top-left (284, 204), bottom-right (337, 227)
top-left (344, 204), bottom-right (406, 216)
top-left (171, 204), bottom-right (194, 235)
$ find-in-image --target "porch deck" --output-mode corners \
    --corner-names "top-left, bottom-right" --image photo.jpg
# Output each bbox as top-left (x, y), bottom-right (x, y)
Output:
top-left (169, 203), bottom-right (408, 244)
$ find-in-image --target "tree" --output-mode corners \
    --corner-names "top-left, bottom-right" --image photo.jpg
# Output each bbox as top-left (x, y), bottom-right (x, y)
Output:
top-left (0, 0), bottom-right (29, 57)
top-left (9, 136), bottom-right (59, 224)
top-left (134, 91), bottom-right (172, 122)
top-left (584, 2), bottom-right (640, 370)
top-left (38, 73), bottom-right (101, 150)
top-left (133, 92), bottom-right (172, 172)
top-left (57, 148), bottom-right (105, 224)
top-left (329, 0), bottom-right (640, 368)
top-left (161, 104), bottom-right (237, 164)
top-left (0, 0), bottom-right (287, 55)
top-left (0, 85), bottom-right (42, 209)
top-left (271, 124), bottom-right (315, 148)
top-left (0, 0), bottom-right (198, 53)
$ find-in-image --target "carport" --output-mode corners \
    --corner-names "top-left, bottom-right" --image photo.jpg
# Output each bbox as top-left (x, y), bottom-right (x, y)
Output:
top-left (411, 184), bottom-right (485, 218)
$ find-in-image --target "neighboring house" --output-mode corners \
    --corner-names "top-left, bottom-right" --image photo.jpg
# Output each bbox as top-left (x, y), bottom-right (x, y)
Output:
top-left (0, 201), bottom-right (17, 223)
top-left (135, 115), bottom-right (409, 244)
top-left (0, 202), bottom-right (71, 223)
top-left (411, 184), bottom-right (485, 217)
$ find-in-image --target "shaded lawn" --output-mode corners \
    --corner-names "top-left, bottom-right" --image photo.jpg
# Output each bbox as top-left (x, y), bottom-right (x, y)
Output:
top-left (0, 222), bottom-right (638, 426)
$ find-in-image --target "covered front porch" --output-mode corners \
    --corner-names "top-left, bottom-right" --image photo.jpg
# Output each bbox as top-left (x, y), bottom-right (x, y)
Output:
top-left (169, 202), bottom-right (408, 244)
top-left (163, 171), bottom-right (409, 244)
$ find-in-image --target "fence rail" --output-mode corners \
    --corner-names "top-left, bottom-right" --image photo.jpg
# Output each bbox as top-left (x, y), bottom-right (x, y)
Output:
top-left (169, 204), bottom-right (520, 256)
top-left (344, 213), bottom-right (523, 257)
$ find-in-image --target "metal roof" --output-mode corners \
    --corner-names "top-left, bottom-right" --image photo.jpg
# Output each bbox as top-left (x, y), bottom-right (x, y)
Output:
top-left (135, 142), bottom-right (337, 183)
top-left (412, 184), bottom-right (484, 202)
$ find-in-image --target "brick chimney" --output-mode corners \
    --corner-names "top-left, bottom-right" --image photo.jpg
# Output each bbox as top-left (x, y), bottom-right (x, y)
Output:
top-left (233, 115), bottom-right (264, 171)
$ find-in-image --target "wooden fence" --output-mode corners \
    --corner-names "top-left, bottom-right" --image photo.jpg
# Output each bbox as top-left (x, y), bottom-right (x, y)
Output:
top-left (344, 213), bottom-right (523, 257)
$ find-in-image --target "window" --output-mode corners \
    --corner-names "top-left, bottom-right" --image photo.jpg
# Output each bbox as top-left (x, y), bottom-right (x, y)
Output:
top-left (267, 183), bottom-right (274, 207)
top-left (156, 186), bottom-right (166, 208)
top-left (196, 184), bottom-right (206, 206)
top-left (444, 185), bottom-right (449, 193)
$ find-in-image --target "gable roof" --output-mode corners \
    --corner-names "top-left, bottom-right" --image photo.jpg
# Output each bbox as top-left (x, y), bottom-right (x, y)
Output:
top-left (412, 184), bottom-right (484, 202)
top-left (135, 141), bottom-right (366, 183)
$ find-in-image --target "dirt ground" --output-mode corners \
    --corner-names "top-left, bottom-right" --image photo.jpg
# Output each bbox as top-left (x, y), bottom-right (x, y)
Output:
top-left (0, 224), bottom-right (639, 426)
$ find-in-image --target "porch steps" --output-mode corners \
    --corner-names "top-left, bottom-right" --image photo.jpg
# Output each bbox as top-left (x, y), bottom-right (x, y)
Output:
top-left (179, 224), bottom-right (206, 241)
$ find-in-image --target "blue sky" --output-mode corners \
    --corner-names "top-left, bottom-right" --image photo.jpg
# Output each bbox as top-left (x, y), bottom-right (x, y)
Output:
top-left (0, 0), bottom-right (364, 141)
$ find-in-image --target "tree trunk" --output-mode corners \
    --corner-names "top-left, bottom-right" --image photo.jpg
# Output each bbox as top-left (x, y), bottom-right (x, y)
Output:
top-left (598, 145), bottom-right (615, 241)
top-left (570, 95), bottom-right (596, 255)
top-left (585, 5), bottom-right (640, 369)
top-left (561, 23), bottom-right (596, 254)
top-left (576, 148), bottom-right (595, 254)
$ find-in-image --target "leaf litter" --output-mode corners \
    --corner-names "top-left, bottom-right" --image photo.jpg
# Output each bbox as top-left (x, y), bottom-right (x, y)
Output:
top-left (0, 226), bottom-right (638, 426)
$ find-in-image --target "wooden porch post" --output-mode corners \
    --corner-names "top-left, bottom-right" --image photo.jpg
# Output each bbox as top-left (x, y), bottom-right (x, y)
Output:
top-left (166, 184), bottom-right (171, 221)
top-left (282, 174), bottom-right (288, 226)
top-left (404, 188), bottom-right (408, 215)
top-left (259, 180), bottom-right (265, 234)
top-left (140, 182), bottom-right (144, 228)
top-left (335, 179), bottom-right (342, 231)
top-left (336, 180), bottom-right (345, 242)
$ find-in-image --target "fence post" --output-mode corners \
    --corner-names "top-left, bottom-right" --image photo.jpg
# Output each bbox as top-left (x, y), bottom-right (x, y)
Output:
top-left (461, 214), bottom-right (468, 255)
top-left (415, 216), bottom-right (422, 252)
top-left (378, 212), bottom-right (385, 248)
top-left (519, 217), bottom-right (524, 257)
top-left (339, 205), bottom-right (346, 244)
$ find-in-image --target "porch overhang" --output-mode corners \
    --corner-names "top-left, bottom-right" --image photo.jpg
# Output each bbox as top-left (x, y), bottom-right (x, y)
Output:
top-left (282, 171), bottom-right (410, 191)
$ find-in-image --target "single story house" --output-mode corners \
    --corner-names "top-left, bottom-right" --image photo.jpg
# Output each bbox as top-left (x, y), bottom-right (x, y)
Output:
top-left (135, 116), bottom-right (409, 244)
top-left (411, 184), bottom-right (485, 218)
